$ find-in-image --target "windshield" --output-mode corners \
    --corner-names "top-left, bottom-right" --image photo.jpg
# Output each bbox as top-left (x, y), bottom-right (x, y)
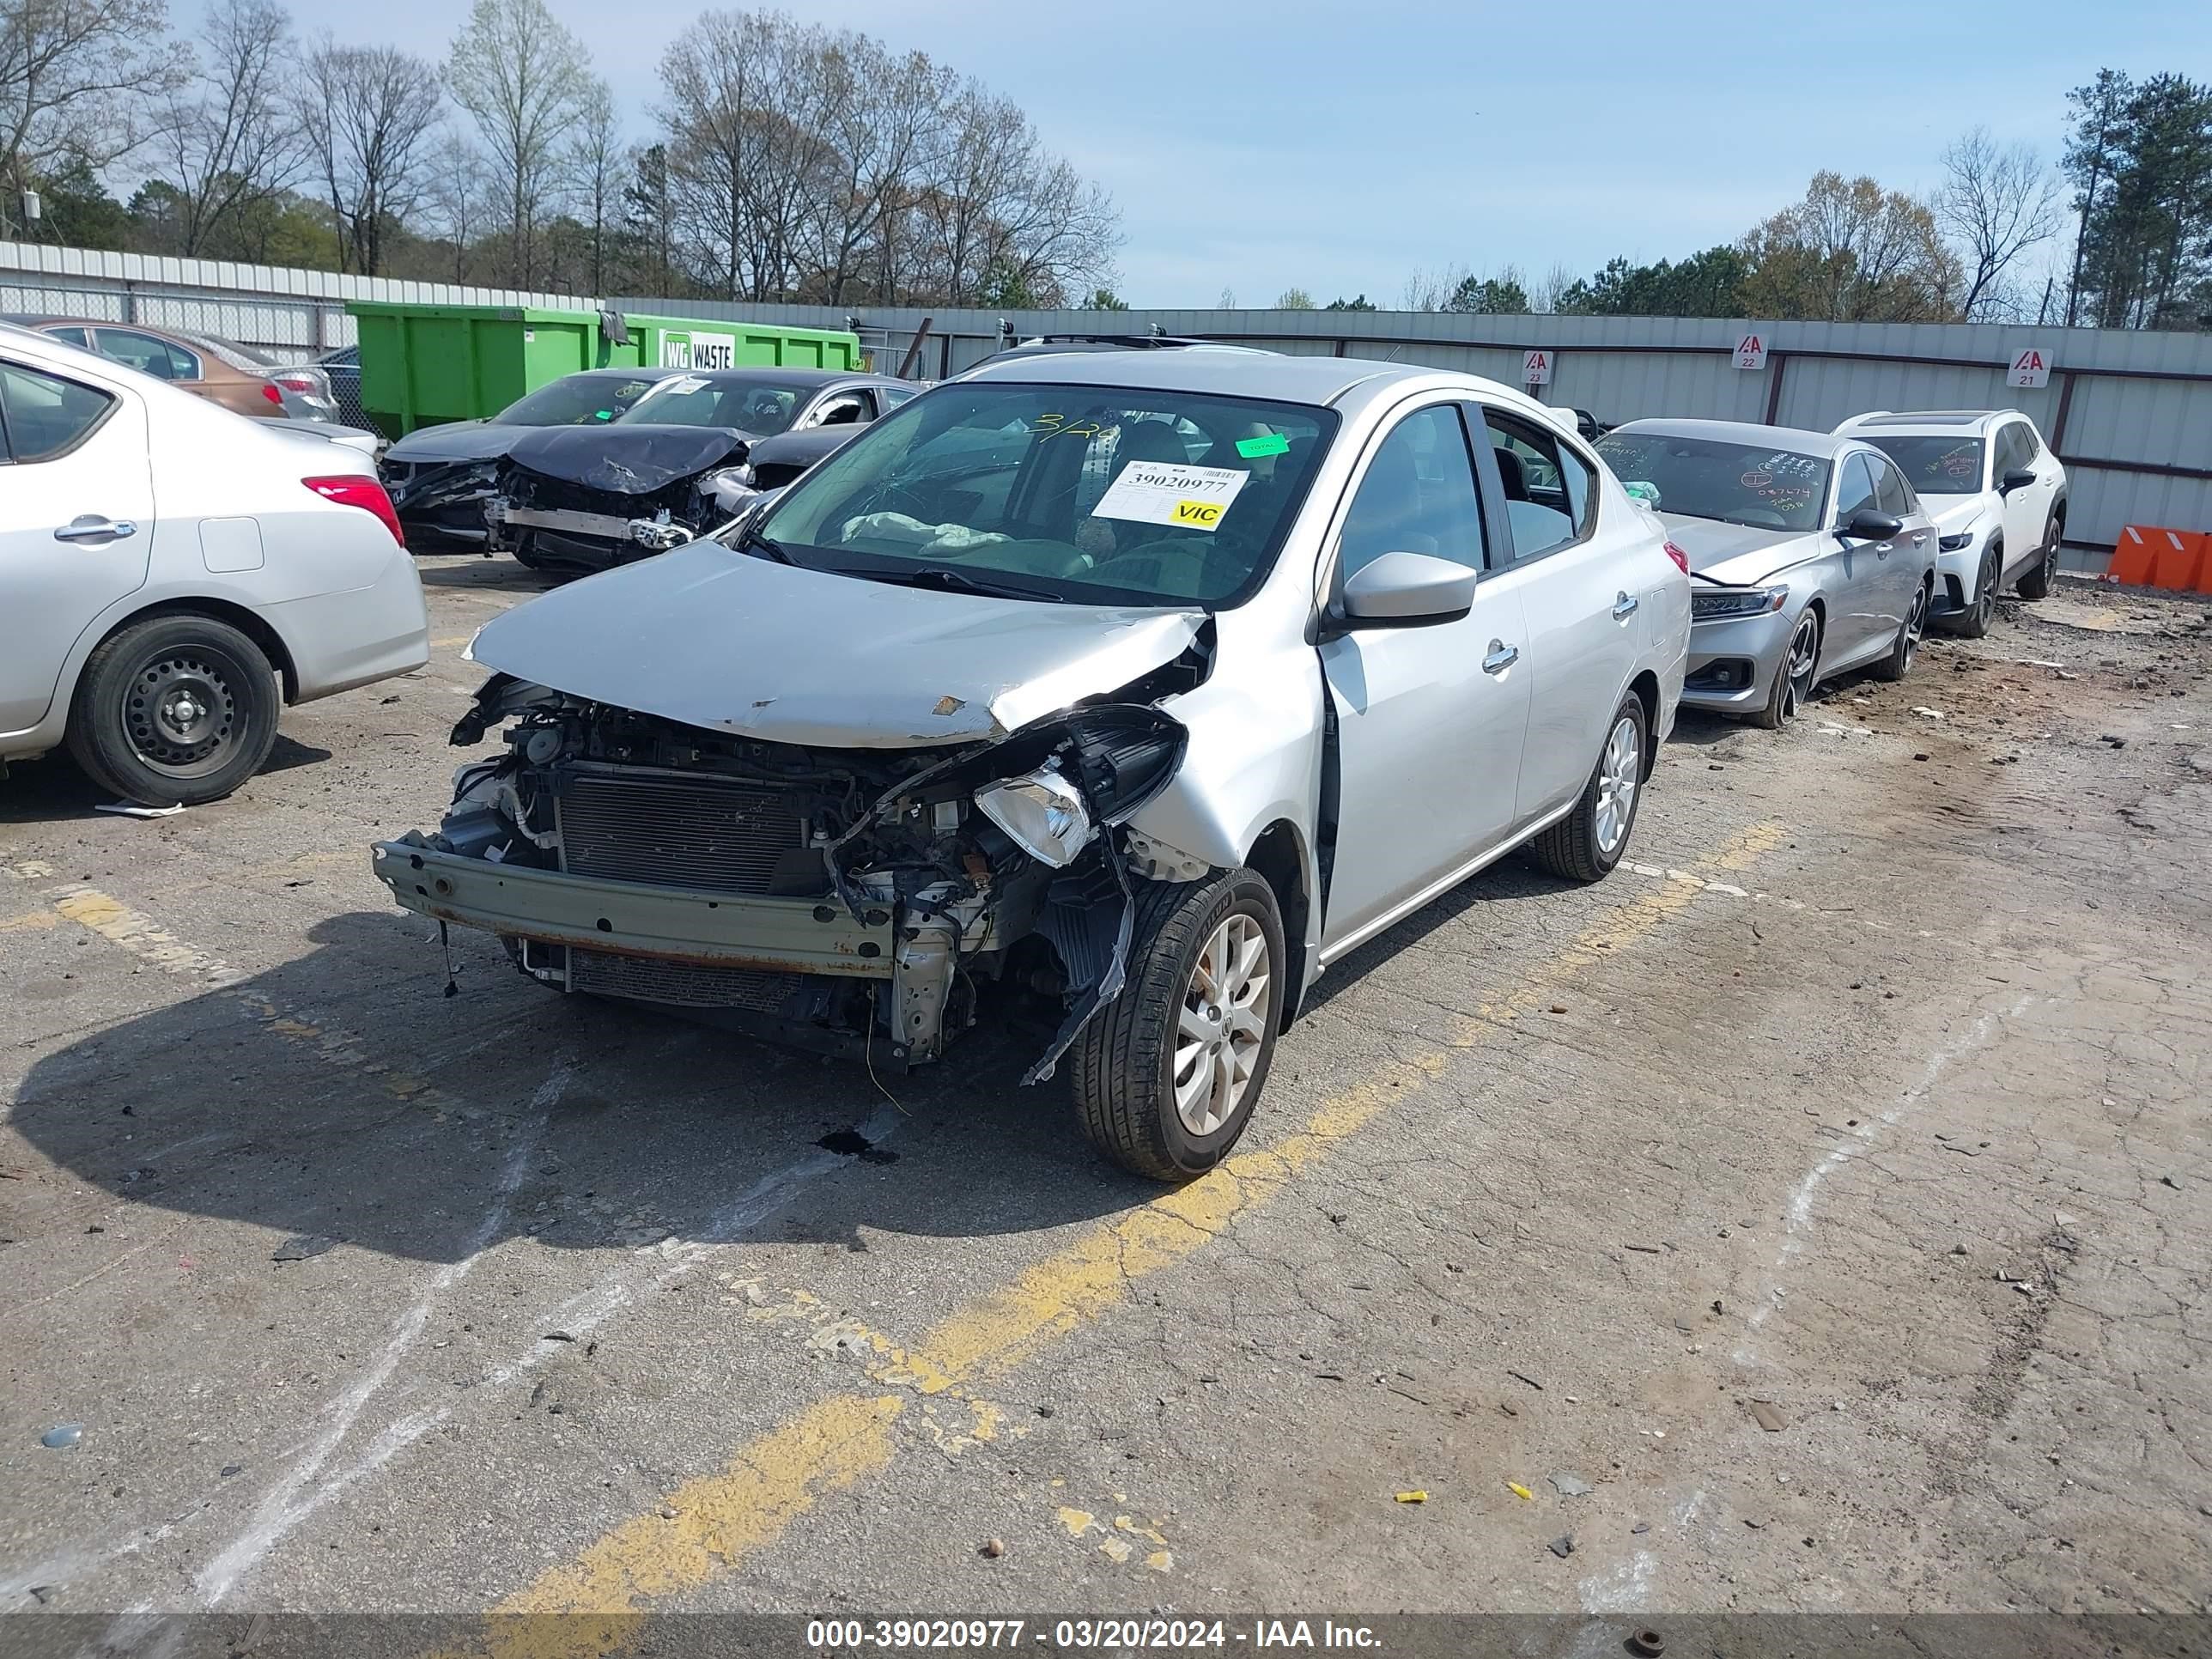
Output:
top-left (749, 382), bottom-right (1336, 606)
top-left (497, 374), bottom-right (666, 427)
top-left (1863, 434), bottom-right (1985, 495)
top-left (1594, 432), bottom-right (1832, 532)
top-left (620, 375), bottom-right (815, 434)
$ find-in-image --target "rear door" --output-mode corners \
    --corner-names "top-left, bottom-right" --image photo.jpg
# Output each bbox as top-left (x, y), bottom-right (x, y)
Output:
top-left (1474, 404), bottom-right (1638, 822)
top-left (1319, 401), bottom-right (1529, 951)
top-left (0, 354), bottom-right (155, 735)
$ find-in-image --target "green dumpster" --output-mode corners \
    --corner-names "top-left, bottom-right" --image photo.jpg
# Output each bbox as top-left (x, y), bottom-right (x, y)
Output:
top-left (348, 302), bottom-right (863, 436)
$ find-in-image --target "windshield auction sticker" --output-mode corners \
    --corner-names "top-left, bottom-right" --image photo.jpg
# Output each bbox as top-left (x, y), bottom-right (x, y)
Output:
top-left (1091, 460), bottom-right (1249, 533)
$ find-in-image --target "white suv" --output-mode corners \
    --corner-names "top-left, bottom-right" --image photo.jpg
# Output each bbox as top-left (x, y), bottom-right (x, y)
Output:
top-left (1832, 410), bottom-right (2067, 637)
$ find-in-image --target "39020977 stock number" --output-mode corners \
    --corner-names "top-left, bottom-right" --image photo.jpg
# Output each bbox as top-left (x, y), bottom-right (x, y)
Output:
top-left (805, 1618), bottom-right (1229, 1649)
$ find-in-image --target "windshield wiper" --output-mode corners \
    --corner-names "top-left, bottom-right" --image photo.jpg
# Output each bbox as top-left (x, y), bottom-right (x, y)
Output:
top-left (735, 523), bottom-right (793, 564)
top-left (866, 566), bottom-right (1064, 603)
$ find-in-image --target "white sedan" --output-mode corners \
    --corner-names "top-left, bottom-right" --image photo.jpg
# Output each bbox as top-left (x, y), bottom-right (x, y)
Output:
top-left (0, 323), bottom-right (428, 805)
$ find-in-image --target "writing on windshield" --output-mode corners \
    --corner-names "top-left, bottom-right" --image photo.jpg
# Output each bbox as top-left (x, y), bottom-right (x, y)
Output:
top-left (1594, 433), bottom-right (1832, 533)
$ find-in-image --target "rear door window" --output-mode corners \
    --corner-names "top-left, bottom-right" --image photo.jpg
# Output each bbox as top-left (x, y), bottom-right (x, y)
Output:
top-left (1480, 409), bottom-right (1593, 560)
top-left (0, 361), bottom-right (118, 462)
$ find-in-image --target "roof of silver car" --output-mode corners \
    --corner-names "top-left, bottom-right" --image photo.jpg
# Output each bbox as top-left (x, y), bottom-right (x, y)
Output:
top-left (957, 347), bottom-right (1428, 406)
top-left (1604, 416), bottom-right (1864, 459)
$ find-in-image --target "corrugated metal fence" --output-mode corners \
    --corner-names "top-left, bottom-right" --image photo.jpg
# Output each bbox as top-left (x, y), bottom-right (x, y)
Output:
top-left (6, 241), bottom-right (2208, 562)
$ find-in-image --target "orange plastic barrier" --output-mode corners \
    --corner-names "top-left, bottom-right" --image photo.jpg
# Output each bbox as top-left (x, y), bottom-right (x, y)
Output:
top-left (2111, 524), bottom-right (2206, 589)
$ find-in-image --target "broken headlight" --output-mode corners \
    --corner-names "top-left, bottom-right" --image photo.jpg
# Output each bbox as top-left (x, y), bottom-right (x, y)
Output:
top-left (974, 768), bottom-right (1092, 867)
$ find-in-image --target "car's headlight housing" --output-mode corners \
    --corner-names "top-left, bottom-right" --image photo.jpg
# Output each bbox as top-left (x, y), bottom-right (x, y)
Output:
top-left (1692, 585), bottom-right (1790, 621)
top-left (1938, 532), bottom-right (1976, 552)
top-left (974, 768), bottom-right (1092, 866)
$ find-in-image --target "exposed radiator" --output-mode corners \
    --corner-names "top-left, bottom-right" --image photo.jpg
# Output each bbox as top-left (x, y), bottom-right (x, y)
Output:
top-left (554, 768), bottom-right (805, 895)
top-left (567, 949), bottom-right (800, 1011)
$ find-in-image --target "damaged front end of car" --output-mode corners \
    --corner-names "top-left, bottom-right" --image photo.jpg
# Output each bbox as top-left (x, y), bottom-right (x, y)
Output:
top-left (373, 675), bottom-right (1191, 1081)
top-left (484, 426), bottom-right (763, 570)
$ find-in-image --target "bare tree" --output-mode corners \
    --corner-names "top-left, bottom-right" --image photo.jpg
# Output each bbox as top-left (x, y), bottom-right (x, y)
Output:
top-left (144, 0), bottom-right (303, 256)
top-left (444, 0), bottom-right (592, 287)
top-left (1, 0), bottom-right (181, 227)
top-left (564, 80), bottom-right (621, 294)
top-left (420, 135), bottom-right (496, 283)
top-left (299, 40), bottom-right (441, 274)
top-left (1936, 127), bottom-right (2060, 320)
top-left (1400, 263), bottom-right (1468, 312)
top-left (1529, 260), bottom-right (1575, 314)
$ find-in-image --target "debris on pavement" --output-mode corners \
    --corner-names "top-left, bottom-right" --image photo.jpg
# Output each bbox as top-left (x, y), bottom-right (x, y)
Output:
top-left (1506, 1482), bottom-right (1534, 1500)
top-left (1394, 1490), bottom-right (1428, 1504)
top-left (1748, 1400), bottom-right (1787, 1432)
top-left (1548, 1473), bottom-right (1594, 1496)
top-left (1506, 1369), bottom-right (1544, 1391)
top-left (94, 801), bottom-right (185, 818)
top-left (1547, 1534), bottom-right (1576, 1558)
top-left (271, 1234), bottom-right (336, 1261)
top-left (979, 1537), bottom-right (1005, 1558)
top-left (40, 1424), bottom-right (82, 1449)
top-left (1911, 707), bottom-right (1946, 720)
top-left (1629, 1631), bottom-right (1666, 1657)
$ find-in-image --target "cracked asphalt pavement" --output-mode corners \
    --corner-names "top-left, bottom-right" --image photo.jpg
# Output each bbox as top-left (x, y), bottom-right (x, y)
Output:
top-left (3, 557), bottom-right (2208, 1635)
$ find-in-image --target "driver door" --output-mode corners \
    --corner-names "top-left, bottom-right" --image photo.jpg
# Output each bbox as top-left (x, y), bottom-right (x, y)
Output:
top-left (1318, 402), bottom-right (1531, 954)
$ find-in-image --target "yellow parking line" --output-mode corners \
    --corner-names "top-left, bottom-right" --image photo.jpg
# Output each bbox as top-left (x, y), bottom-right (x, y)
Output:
top-left (447, 819), bottom-right (1787, 1656)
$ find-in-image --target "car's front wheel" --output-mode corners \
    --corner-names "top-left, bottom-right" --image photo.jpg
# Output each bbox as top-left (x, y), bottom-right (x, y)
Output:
top-left (66, 613), bottom-right (280, 805)
top-left (1949, 544), bottom-right (2001, 639)
top-left (1072, 867), bottom-right (1285, 1182)
top-left (2017, 514), bottom-right (2061, 599)
top-left (1753, 609), bottom-right (1822, 729)
top-left (1530, 692), bottom-right (1647, 883)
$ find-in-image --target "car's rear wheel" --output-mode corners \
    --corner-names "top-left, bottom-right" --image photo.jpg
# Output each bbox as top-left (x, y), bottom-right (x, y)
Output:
top-left (2017, 513), bottom-right (2061, 599)
top-left (1530, 692), bottom-right (1646, 884)
top-left (1072, 868), bottom-right (1284, 1182)
top-left (508, 532), bottom-right (550, 571)
top-left (1950, 544), bottom-right (2001, 639)
top-left (1753, 610), bottom-right (1821, 729)
top-left (1872, 579), bottom-right (1929, 682)
top-left (66, 614), bottom-right (280, 806)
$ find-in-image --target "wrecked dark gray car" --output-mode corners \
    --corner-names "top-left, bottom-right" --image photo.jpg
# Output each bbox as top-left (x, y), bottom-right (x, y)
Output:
top-left (374, 351), bottom-right (1687, 1179)
top-left (486, 368), bottom-right (909, 572)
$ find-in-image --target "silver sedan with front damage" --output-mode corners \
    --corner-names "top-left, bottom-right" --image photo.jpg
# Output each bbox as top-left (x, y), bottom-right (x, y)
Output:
top-left (373, 352), bottom-right (1689, 1180)
top-left (1595, 419), bottom-right (1939, 728)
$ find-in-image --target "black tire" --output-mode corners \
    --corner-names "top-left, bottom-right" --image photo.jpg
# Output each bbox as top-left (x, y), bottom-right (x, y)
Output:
top-left (1871, 578), bottom-right (1930, 682)
top-left (508, 532), bottom-right (550, 571)
top-left (1530, 692), bottom-right (1648, 884)
top-left (1753, 609), bottom-right (1822, 730)
top-left (2017, 513), bottom-right (2060, 599)
top-left (65, 613), bottom-right (279, 806)
top-left (1948, 544), bottom-right (2001, 639)
top-left (1071, 867), bottom-right (1285, 1182)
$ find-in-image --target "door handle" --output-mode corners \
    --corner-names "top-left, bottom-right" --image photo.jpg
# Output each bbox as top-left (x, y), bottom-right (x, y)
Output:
top-left (1911, 532), bottom-right (1929, 546)
top-left (1612, 591), bottom-right (1639, 621)
top-left (55, 515), bottom-right (137, 544)
top-left (1482, 640), bottom-right (1519, 675)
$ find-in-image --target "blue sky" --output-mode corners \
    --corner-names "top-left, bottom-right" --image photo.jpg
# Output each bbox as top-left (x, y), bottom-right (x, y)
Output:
top-left (267, 0), bottom-right (2212, 305)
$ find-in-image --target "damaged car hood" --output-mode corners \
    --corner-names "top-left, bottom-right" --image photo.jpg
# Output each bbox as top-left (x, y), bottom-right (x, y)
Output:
top-left (386, 420), bottom-right (529, 465)
top-left (505, 425), bottom-right (752, 495)
top-left (465, 538), bottom-right (1206, 748)
top-left (1660, 514), bottom-right (1821, 586)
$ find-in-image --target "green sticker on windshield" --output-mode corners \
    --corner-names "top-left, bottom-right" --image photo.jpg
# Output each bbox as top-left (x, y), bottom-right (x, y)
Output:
top-left (1237, 433), bottom-right (1291, 459)
top-left (593, 410), bottom-right (613, 421)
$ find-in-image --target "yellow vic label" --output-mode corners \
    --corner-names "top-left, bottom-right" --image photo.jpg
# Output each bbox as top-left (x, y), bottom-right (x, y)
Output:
top-left (1173, 499), bottom-right (1225, 529)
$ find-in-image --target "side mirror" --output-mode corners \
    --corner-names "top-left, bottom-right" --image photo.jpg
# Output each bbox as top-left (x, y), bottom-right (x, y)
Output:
top-left (1340, 550), bottom-right (1479, 627)
top-left (2000, 467), bottom-right (2037, 495)
top-left (1839, 509), bottom-right (1903, 542)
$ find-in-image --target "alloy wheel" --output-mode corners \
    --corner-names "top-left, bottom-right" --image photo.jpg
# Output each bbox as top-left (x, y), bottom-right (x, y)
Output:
top-left (125, 654), bottom-right (240, 778)
top-left (1173, 913), bottom-right (1273, 1136)
top-left (1778, 613), bottom-right (1820, 722)
top-left (1595, 713), bottom-right (1641, 856)
top-left (1902, 583), bottom-right (1928, 670)
top-left (1977, 550), bottom-right (1999, 628)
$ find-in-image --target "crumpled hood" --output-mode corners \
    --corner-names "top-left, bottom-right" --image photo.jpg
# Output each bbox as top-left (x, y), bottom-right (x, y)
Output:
top-left (385, 420), bottom-right (526, 465)
top-left (505, 425), bottom-right (750, 495)
top-left (1661, 514), bottom-right (1825, 587)
top-left (465, 538), bottom-right (1206, 748)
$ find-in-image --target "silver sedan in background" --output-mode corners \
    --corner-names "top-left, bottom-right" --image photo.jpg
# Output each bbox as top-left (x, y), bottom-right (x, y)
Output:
top-left (1595, 419), bottom-right (1938, 727)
